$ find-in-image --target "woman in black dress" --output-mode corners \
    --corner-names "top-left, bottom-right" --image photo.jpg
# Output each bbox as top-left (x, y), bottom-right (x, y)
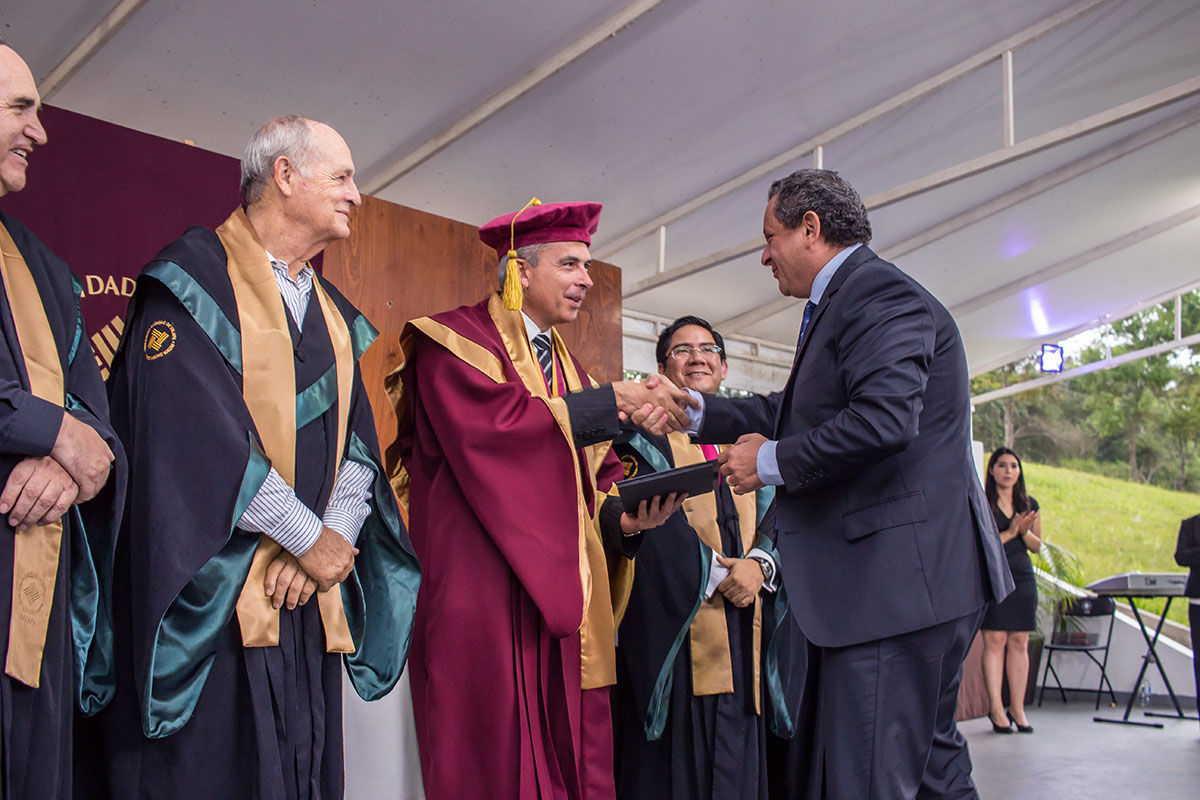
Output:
top-left (981, 447), bottom-right (1042, 733)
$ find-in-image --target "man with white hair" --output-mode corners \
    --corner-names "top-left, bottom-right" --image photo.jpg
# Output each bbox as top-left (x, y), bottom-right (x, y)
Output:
top-left (0, 37), bottom-right (123, 800)
top-left (81, 115), bottom-right (419, 800)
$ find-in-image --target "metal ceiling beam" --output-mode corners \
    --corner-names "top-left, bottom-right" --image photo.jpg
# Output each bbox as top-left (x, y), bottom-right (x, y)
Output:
top-left (596, 0), bottom-right (1113, 259)
top-left (365, 0), bottom-right (666, 195)
top-left (971, 331), bottom-right (1200, 406)
top-left (625, 237), bottom-right (763, 298)
top-left (652, 94), bottom-right (1200, 326)
top-left (883, 104), bottom-right (1200, 262)
top-left (951, 203), bottom-right (1200, 318)
top-left (968, 276), bottom-right (1200, 378)
top-left (717, 295), bottom-right (792, 334)
top-left (866, 74), bottom-right (1200, 211)
top-left (38, 0), bottom-right (148, 100)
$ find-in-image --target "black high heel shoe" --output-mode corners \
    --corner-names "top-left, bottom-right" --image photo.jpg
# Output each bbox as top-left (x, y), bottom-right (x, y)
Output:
top-left (990, 713), bottom-right (1014, 734)
top-left (1007, 710), bottom-right (1033, 733)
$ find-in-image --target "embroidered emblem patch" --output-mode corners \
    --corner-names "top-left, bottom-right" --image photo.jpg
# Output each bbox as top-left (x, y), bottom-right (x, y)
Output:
top-left (621, 454), bottom-right (639, 479)
top-left (16, 572), bottom-right (47, 616)
top-left (144, 320), bottom-right (176, 360)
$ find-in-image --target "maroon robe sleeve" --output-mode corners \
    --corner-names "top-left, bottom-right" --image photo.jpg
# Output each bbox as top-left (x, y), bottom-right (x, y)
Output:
top-left (409, 337), bottom-right (589, 638)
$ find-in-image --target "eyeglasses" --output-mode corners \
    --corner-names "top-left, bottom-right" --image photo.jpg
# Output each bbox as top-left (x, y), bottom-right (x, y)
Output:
top-left (667, 344), bottom-right (723, 360)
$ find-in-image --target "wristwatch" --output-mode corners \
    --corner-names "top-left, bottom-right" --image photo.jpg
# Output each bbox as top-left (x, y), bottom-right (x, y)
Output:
top-left (750, 555), bottom-right (774, 585)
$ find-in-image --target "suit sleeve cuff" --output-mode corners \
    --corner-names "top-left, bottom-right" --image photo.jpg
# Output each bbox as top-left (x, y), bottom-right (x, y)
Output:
top-left (564, 385), bottom-right (620, 448)
top-left (599, 495), bottom-right (642, 558)
top-left (684, 389), bottom-right (704, 435)
top-left (0, 393), bottom-right (63, 456)
top-left (756, 440), bottom-right (784, 486)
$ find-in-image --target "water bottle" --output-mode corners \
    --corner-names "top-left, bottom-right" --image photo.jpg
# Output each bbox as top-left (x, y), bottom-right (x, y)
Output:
top-left (1139, 681), bottom-right (1152, 708)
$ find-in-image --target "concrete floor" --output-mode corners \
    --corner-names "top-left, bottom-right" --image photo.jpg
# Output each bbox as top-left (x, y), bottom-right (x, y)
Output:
top-left (962, 700), bottom-right (1200, 798)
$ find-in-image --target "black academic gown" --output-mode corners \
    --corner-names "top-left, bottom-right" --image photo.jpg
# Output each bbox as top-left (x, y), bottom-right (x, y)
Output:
top-left (607, 432), bottom-right (802, 800)
top-left (77, 227), bottom-right (418, 800)
top-left (0, 212), bottom-right (124, 800)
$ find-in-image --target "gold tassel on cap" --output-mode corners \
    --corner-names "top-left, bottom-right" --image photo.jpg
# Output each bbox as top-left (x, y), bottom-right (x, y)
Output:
top-left (502, 197), bottom-right (541, 311)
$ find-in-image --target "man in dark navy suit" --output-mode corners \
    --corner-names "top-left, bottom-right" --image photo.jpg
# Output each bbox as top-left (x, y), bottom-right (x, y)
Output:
top-left (696, 169), bottom-right (1013, 799)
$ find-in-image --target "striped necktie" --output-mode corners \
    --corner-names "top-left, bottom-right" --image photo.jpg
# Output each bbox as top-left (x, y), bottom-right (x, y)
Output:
top-left (532, 332), bottom-right (553, 387)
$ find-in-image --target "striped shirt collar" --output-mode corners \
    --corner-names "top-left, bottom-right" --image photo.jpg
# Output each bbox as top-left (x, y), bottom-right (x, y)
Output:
top-left (265, 250), bottom-right (314, 287)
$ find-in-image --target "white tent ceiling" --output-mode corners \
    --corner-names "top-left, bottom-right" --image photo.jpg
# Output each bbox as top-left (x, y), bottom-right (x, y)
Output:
top-left (4, 0), bottom-right (1200, 392)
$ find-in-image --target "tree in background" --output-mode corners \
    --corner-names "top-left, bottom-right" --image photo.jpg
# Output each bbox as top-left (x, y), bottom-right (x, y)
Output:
top-left (970, 291), bottom-right (1200, 492)
top-left (1159, 369), bottom-right (1200, 490)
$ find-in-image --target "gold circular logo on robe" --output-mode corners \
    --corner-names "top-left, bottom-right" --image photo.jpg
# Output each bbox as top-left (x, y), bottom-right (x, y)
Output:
top-left (16, 572), bottom-right (47, 615)
top-left (144, 320), bottom-right (176, 360)
top-left (620, 454), bottom-right (638, 479)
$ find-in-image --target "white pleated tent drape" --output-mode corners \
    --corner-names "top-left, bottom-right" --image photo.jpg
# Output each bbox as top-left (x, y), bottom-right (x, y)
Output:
top-left (342, 668), bottom-right (425, 799)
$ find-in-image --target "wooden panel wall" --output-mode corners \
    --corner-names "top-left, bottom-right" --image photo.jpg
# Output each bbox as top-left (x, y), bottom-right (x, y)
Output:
top-left (323, 194), bottom-right (623, 450)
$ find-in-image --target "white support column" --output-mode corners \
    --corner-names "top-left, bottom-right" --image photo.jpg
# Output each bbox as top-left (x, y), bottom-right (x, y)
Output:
top-left (813, 145), bottom-right (824, 169)
top-left (1176, 295), bottom-right (1183, 341)
top-left (1002, 50), bottom-right (1016, 147)
top-left (719, 106), bottom-right (1200, 334)
top-left (630, 77), bottom-right (1200, 304)
top-left (866, 74), bottom-right (1200, 210)
top-left (595, 0), bottom-right (1113, 259)
top-left (656, 225), bottom-right (667, 274)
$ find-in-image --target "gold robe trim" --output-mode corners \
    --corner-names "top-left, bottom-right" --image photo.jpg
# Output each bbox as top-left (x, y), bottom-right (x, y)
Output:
top-left (668, 433), bottom-right (764, 713)
top-left (218, 208), bottom-right (354, 653)
top-left (389, 294), bottom-right (621, 689)
top-left (0, 221), bottom-right (66, 688)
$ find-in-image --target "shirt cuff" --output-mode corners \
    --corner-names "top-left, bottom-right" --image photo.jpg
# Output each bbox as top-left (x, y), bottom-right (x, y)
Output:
top-left (756, 440), bottom-right (784, 486)
top-left (239, 467), bottom-right (323, 556)
top-left (704, 547), bottom-right (729, 599)
top-left (322, 459), bottom-right (375, 545)
top-left (747, 547), bottom-right (779, 593)
top-left (684, 389), bottom-right (704, 436)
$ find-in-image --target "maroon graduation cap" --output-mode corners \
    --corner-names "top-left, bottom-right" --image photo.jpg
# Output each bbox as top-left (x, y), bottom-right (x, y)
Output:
top-left (478, 198), bottom-right (603, 310)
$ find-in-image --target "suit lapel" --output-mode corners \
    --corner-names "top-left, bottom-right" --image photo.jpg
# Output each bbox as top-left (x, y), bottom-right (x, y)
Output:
top-left (772, 246), bottom-right (876, 435)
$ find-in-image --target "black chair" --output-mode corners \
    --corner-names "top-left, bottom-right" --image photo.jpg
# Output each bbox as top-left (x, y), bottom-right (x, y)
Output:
top-left (1038, 595), bottom-right (1118, 710)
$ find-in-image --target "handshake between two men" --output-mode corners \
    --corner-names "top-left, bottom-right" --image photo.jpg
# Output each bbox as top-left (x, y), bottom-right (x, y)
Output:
top-left (610, 373), bottom-right (702, 535)
top-left (262, 374), bottom-right (702, 614)
top-left (611, 373), bottom-right (699, 436)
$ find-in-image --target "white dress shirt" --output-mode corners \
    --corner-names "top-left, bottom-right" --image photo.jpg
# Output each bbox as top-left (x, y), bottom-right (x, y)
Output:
top-left (237, 253), bottom-right (374, 556)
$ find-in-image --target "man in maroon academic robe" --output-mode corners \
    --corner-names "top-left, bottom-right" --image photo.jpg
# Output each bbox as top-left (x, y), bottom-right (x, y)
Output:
top-left (387, 200), bottom-right (693, 799)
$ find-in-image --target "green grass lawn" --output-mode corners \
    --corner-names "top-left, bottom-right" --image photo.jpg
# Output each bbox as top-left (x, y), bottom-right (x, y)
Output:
top-left (1023, 462), bottom-right (1198, 626)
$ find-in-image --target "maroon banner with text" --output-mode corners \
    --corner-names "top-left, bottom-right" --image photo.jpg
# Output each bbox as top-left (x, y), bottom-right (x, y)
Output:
top-left (0, 105), bottom-right (242, 377)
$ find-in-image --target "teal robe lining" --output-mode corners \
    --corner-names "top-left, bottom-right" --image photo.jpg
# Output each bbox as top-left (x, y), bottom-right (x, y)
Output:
top-left (134, 266), bottom-right (419, 735)
top-left (65, 390), bottom-right (120, 716)
top-left (339, 433), bottom-right (421, 700)
top-left (624, 433), bottom-right (798, 739)
top-left (142, 260), bottom-right (243, 374)
top-left (142, 436), bottom-right (268, 738)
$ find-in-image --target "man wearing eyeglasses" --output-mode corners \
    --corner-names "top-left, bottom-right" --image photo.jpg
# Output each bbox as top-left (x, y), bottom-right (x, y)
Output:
top-left (605, 316), bottom-right (802, 800)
